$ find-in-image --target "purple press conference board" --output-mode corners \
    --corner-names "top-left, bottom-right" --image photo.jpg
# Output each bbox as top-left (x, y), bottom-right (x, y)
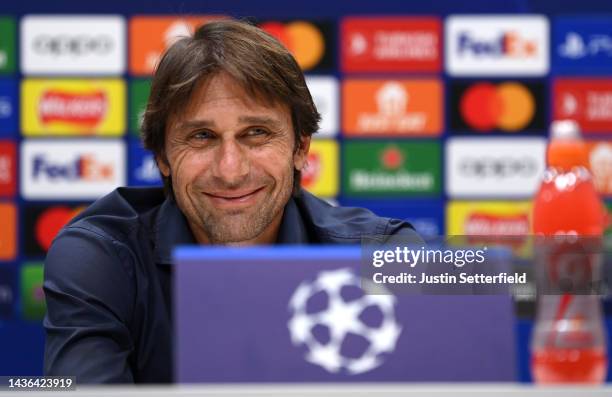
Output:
top-left (174, 246), bottom-right (516, 383)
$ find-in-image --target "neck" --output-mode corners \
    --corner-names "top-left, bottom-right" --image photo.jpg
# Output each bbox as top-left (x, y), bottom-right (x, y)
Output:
top-left (189, 212), bottom-right (283, 246)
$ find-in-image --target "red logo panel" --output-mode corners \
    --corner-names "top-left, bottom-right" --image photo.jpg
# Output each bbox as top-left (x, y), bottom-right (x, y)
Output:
top-left (554, 79), bottom-right (612, 133)
top-left (0, 141), bottom-right (16, 197)
top-left (341, 17), bottom-right (441, 73)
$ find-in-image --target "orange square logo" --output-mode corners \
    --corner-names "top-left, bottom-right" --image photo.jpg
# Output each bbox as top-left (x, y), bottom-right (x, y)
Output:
top-left (0, 203), bottom-right (16, 260)
top-left (342, 79), bottom-right (442, 136)
top-left (129, 16), bottom-right (226, 75)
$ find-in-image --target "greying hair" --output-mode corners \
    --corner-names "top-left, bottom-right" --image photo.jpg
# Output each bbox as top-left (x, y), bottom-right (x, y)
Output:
top-left (141, 19), bottom-right (320, 197)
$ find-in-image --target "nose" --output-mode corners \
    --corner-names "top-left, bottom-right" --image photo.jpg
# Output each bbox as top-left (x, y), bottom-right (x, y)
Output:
top-left (212, 138), bottom-right (249, 186)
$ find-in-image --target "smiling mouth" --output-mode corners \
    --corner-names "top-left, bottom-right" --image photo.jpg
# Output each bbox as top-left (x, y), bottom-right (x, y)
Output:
top-left (203, 186), bottom-right (265, 205)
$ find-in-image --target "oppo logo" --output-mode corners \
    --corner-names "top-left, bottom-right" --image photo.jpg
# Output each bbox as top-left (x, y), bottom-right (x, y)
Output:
top-left (33, 35), bottom-right (114, 56)
top-left (459, 157), bottom-right (537, 178)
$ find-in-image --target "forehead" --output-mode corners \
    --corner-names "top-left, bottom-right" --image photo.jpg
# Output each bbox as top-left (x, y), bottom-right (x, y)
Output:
top-left (180, 72), bottom-right (291, 122)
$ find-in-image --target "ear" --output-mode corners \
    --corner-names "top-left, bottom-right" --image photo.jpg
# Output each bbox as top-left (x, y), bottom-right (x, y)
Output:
top-left (156, 154), bottom-right (171, 177)
top-left (293, 134), bottom-right (311, 171)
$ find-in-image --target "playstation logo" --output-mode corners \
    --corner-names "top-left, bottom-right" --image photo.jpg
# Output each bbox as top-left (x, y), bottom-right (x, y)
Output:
top-left (559, 32), bottom-right (587, 59)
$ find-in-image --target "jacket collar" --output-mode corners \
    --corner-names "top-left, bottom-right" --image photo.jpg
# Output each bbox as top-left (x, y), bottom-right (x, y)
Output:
top-left (154, 195), bottom-right (309, 265)
top-left (153, 198), bottom-right (197, 264)
top-left (275, 196), bottom-right (310, 245)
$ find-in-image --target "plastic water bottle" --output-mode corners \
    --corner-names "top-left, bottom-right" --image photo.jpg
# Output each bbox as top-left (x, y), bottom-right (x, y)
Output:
top-left (531, 120), bottom-right (608, 383)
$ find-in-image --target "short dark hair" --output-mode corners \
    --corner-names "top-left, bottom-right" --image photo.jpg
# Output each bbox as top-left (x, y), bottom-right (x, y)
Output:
top-left (141, 19), bottom-right (321, 197)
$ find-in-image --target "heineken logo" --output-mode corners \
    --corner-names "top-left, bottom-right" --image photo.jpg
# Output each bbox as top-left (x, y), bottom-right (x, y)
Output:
top-left (0, 18), bottom-right (14, 73)
top-left (380, 146), bottom-right (404, 170)
top-left (350, 171), bottom-right (434, 191)
top-left (343, 141), bottom-right (440, 196)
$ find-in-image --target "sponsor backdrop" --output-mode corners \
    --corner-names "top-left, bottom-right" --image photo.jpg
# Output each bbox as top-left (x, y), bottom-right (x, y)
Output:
top-left (1, 0), bottom-right (612, 383)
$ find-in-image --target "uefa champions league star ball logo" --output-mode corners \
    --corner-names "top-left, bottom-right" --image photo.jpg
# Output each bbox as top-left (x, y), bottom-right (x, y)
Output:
top-left (287, 268), bottom-right (402, 375)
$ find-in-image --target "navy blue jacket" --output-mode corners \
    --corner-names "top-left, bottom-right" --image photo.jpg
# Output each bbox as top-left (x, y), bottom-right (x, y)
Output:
top-left (43, 187), bottom-right (419, 383)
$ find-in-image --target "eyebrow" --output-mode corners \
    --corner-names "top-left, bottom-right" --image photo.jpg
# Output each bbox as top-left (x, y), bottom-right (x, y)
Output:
top-left (238, 116), bottom-right (283, 130)
top-left (178, 116), bottom-right (284, 131)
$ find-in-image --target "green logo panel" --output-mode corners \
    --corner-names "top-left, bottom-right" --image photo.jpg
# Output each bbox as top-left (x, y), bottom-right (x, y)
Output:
top-left (342, 141), bottom-right (441, 197)
top-left (130, 79), bottom-right (151, 136)
top-left (0, 17), bottom-right (15, 73)
top-left (20, 263), bottom-right (45, 321)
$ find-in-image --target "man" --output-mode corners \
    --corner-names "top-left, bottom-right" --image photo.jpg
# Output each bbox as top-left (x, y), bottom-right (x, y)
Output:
top-left (43, 20), bottom-right (419, 383)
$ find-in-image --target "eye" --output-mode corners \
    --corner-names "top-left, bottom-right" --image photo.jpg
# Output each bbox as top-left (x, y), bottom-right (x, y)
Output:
top-left (245, 127), bottom-right (270, 137)
top-left (191, 130), bottom-right (214, 140)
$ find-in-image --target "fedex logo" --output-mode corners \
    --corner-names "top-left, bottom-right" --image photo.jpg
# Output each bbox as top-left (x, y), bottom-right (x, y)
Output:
top-left (446, 15), bottom-right (549, 76)
top-left (33, 154), bottom-right (114, 181)
top-left (458, 31), bottom-right (538, 58)
top-left (21, 140), bottom-right (125, 200)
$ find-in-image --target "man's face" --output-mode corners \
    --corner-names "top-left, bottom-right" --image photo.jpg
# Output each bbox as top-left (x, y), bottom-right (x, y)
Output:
top-left (159, 73), bottom-right (310, 245)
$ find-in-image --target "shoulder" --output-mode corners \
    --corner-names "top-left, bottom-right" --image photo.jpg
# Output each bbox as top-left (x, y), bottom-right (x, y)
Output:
top-left (294, 190), bottom-right (421, 243)
top-left (60, 187), bottom-right (166, 244)
top-left (45, 186), bottom-right (166, 303)
top-left (46, 187), bottom-right (166, 278)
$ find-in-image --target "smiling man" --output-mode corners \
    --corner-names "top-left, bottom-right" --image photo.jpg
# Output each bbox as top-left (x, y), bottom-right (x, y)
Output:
top-left (43, 20), bottom-right (420, 383)
top-left (160, 72), bottom-right (304, 245)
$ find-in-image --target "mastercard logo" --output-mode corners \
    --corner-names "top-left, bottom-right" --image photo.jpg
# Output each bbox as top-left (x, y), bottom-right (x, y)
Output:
top-left (460, 82), bottom-right (535, 132)
top-left (260, 21), bottom-right (325, 70)
top-left (35, 206), bottom-right (84, 252)
top-left (24, 205), bottom-right (86, 256)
